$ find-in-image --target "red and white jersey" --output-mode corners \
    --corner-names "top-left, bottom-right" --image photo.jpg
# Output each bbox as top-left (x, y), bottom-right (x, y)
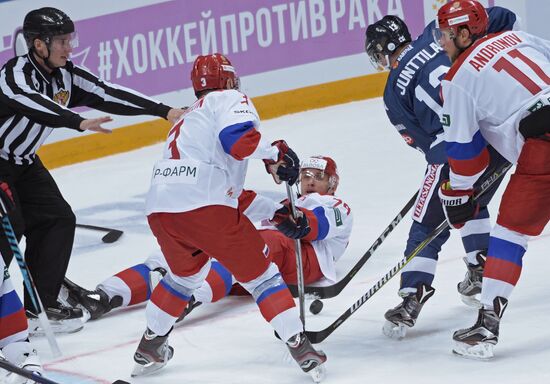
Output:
top-left (441, 30), bottom-right (550, 189)
top-left (145, 89), bottom-right (278, 214)
top-left (248, 192), bottom-right (353, 283)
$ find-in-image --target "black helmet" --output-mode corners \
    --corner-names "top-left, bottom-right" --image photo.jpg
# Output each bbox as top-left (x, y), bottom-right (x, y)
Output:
top-left (23, 7), bottom-right (75, 48)
top-left (365, 15), bottom-right (411, 69)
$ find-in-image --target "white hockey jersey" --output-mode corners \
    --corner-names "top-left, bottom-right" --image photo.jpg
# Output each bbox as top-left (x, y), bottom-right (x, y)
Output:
top-left (145, 89), bottom-right (279, 214)
top-left (241, 191), bottom-right (353, 283)
top-left (440, 30), bottom-right (550, 189)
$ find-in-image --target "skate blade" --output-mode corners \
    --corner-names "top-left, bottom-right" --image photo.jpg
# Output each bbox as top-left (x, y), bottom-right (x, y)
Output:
top-left (382, 320), bottom-right (407, 340)
top-left (452, 341), bottom-right (494, 360)
top-left (460, 294), bottom-right (482, 309)
top-left (131, 361), bottom-right (169, 377)
top-left (309, 363), bottom-right (326, 383)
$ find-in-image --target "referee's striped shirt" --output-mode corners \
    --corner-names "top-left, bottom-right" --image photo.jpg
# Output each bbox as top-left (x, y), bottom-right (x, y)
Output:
top-left (0, 52), bottom-right (170, 165)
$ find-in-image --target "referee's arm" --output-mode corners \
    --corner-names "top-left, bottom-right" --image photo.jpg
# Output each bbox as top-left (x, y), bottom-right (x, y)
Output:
top-left (69, 63), bottom-right (171, 119)
top-left (0, 63), bottom-right (84, 130)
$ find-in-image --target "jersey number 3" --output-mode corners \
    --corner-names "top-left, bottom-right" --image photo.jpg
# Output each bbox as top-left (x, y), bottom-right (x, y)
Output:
top-left (493, 48), bottom-right (550, 95)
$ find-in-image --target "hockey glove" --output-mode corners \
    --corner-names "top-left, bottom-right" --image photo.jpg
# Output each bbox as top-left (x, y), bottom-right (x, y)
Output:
top-left (0, 182), bottom-right (14, 217)
top-left (438, 180), bottom-right (479, 229)
top-left (263, 140), bottom-right (300, 185)
top-left (270, 205), bottom-right (311, 239)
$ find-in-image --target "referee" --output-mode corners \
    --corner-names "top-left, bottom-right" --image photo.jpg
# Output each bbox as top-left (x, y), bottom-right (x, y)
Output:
top-left (0, 7), bottom-right (184, 332)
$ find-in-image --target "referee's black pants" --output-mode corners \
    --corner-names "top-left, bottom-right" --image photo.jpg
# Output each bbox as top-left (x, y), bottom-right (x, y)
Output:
top-left (0, 156), bottom-right (76, 311)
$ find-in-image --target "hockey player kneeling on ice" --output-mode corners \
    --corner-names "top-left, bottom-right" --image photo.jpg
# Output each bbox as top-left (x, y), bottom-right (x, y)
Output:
top-left (0, 183), bottom-right (42, 384)
top-left (364, 3), bottom-right (518, 339)
top-left (62, 155), bottom-right (352, 323)
top-left (434, 0), bottom-right (550, 359)
top-left (121, 53), bottom-right (327, 381)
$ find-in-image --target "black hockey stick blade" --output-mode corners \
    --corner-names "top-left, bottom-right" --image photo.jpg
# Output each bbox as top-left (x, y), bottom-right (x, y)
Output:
top-left (288, 190), bottom-right (419, 299)
top-left (76, 223), bottom-right (124, 243)
top-left (304, 162), bottom-right (512, 344)
top-left (101, 230), bottom-right (123, 243)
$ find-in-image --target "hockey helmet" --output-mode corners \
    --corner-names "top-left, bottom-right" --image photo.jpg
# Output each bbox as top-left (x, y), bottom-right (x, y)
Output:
top-left (191, 54), bottom-right (239, 95)
top-left (300, 156), bottom-right (339, 194)
top-left (365, 15), bottom-right (411, 70)
top-left (23, 7), bottom-right (76, 49)
top-left (434, 0), bottom-right (488, 46)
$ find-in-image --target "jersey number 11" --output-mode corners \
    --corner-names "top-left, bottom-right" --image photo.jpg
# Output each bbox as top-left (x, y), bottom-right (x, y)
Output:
top-left (493, 48), bottom-right (550, 95)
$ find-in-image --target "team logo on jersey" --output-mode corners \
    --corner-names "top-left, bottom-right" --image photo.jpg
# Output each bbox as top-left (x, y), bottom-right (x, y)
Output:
top-left (53, 89), bottom-right (70, 106)
top-left (3, 265), bottom-right (9, 281)
top-left (441, 114), bottom-right (451, 127)
top-left (401, 133), bottom-right (414, 145)
top-left (528, 100), bottom-right (544, 113)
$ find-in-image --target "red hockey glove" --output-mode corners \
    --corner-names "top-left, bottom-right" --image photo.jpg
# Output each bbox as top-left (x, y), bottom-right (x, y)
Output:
top-left (263, 140), bottom-right (300, 186)
top-left (438, 180), bottom-right (479, 229)
top-left (270, 204), bottom-right (311, 239)
top-left (0, 181), bottom-right (15, 217)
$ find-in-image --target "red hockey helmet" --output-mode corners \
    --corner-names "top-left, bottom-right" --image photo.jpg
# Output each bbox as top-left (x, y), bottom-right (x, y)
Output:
top-left (300, 156), bottom-right (340, 194)
top-left (436, 1), bottom-right (488, 39)
top-left (191, 53), bottom-right (239, 94)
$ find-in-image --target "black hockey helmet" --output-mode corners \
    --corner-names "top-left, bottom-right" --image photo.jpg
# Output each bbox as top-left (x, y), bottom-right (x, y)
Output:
top-left (365, 15), bottom-right (411, 70)
top-left (23, 7), bottom-right (75, 48)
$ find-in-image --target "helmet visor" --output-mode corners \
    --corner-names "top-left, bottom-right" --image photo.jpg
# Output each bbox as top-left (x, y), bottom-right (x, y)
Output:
top-left (432, 27), bottom-right (454, 48)
top-left (51, 32), bottom-right (79, 49)
top-left (365, 39), bottom-right (390, 71)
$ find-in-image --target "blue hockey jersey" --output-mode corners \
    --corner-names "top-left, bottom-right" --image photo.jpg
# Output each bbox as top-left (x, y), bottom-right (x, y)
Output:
top-left (383, 7), bottom-right (518, 165)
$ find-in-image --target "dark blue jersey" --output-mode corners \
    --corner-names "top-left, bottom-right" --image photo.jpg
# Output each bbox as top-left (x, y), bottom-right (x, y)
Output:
top-left (383, 6), bottom-right (517, 164)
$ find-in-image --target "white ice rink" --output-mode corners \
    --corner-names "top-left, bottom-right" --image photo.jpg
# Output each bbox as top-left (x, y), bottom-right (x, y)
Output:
top-left (8, 97), bottom-right (550, 383)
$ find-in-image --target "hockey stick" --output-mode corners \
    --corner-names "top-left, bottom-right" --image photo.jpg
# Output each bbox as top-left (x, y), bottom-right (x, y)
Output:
top-left (76, 223), bottom-right (123, 243)
top-left (287, 190), bottom-right (419, 299)
top-left (1, 216), bottom-right (62, 357)
top-left (0, 357), bottom-right (131, 384)
top-left (305, 162), bottom-right (513, 344)
top-left (0, 358), bottom-right (60, 384)
top-left (286, 182), bottom-right (306, 327)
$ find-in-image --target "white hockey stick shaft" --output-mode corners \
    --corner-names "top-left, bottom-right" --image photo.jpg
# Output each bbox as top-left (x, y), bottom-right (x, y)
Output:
top-left (285, 182), bottom-right (306, 327)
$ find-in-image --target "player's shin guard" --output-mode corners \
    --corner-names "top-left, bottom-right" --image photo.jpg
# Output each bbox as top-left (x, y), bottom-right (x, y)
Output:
top-left (99, 263), bottom-right (154, 308)
top-left (239, 263), bottom-right (302, 343)
top-left (193, 261), bottom-right (234, 304)
top-left (146, 261), bottom-right (210, 336)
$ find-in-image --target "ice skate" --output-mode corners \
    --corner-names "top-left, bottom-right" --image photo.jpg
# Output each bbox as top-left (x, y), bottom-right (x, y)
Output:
top-left (131, 328), bottom-right (174, 377)
top-left (26, 302), bottom-right (84, 335)
top-left (61, 277), bottom-right (121, 321)
top-left (1, 340), bottom-right (43, 384)
top-left (286, 332), bottom-right (327, 383)
top-left (458, 252), bottom-right (485, 308)
top-left (382, 283), bottom-right (435, 339)
top-left (453, 296), bottom-right (507, 360)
